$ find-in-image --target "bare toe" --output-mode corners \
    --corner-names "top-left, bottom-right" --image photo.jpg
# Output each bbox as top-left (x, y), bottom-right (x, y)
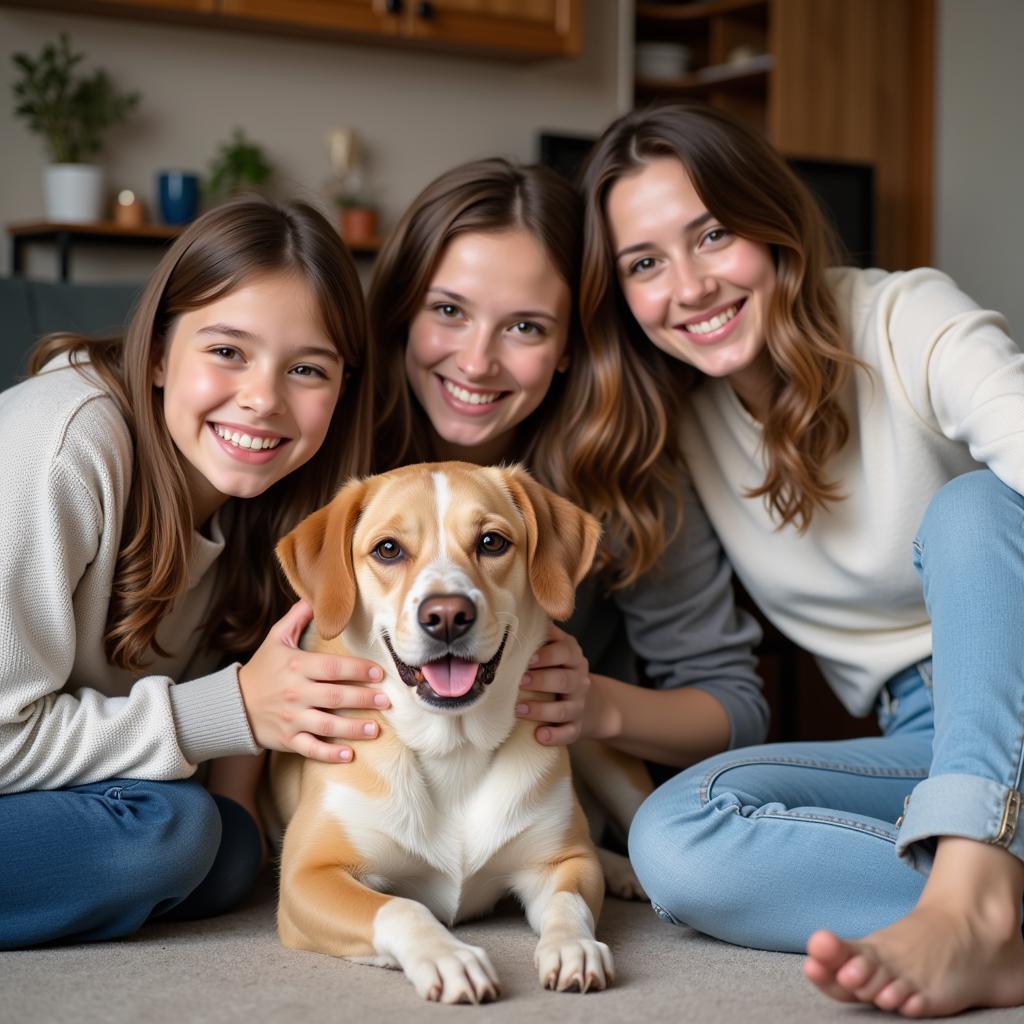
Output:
top-left (837, 952), bottom-right (879, 990)
top-left (874, 976), bottom-right (915, 1012)
top-left (806, 929), bottom-right (854, 972)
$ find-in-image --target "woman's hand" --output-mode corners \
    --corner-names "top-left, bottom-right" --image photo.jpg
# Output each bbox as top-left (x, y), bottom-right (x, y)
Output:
top-left (516, 623), bottom-right (592, 746)
top-left (237, 600), bottom-right (390, 763)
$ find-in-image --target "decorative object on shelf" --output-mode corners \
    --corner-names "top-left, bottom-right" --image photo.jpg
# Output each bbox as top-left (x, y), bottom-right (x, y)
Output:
top-left (635, 41), bottom-right (692, 80)
top-left (10, 33), bottom-right (140, 224)
top-left (113, 188), bottom-right (145, 228)
top-left (328, 127), bottom-right (379, 247)
top-left (206, 128), bottom-right (273, 202)
top-left (157, 170), bottom-right (200, 226)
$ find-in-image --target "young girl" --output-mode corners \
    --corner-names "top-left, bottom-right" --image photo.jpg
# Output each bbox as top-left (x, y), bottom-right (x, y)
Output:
top-left (369, 158), bottom-right (766, 781)
top-left (579, 102), bottom-right (1024, 1017)
top-left (0, 196), bottom-right (391, 949)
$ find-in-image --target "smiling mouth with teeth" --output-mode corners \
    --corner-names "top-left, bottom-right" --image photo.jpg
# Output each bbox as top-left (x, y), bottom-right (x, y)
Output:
top-left (212, 424), bottom-right (284, 451)
top-left (382, 631), bottom-right (508, 710)
top-left (681, 299), bottom-right (744, 336)
top-left (441, 377), bottom-right (506, 406)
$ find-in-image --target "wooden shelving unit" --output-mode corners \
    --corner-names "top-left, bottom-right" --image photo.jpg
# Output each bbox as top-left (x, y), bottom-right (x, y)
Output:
top-left (7, 221), bottom-right (382, 282)
top-left (633, 0), bottom-right (934, 270)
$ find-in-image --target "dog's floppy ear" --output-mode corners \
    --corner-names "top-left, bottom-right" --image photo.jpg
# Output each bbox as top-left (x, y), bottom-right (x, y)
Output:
top-left (275, 477), bottom-right (368, 640)
top-left (501, 466), bottom-right (602, 622)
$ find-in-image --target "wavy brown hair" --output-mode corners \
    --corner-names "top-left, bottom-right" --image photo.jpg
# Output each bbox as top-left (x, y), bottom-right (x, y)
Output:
top-left (30, 195), bottom-right (374, 671)
top-left (369, 157), bottom-right (670, 585)
top-left (580, 103), bottom-right (865, 531)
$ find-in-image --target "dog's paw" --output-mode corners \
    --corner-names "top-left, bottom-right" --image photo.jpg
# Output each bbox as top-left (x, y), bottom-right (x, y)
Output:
top-left (597, 847), bottom-right (647, 901)
top-left (535, 938), bottom-right (614, 993)
top-left (406, 942), bottom-right (501, 1004)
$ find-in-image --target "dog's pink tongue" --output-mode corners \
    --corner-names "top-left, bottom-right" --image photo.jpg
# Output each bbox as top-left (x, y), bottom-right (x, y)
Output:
top-left (421, 657), bottom-right (479, 697)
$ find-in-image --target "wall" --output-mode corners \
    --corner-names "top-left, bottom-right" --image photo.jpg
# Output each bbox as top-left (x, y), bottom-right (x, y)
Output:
top-left (0, 1), bottom-right (623, 281)
top-left (935, 0), bottom-right (1024, 333)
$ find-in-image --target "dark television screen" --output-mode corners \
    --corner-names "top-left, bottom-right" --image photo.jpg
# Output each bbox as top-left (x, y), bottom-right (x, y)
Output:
top-left (537, 131), bottom-right (596, 183)
top-left (536, 133), bottom-right (876, 268)
top-left (787, 158), bottom-right (875, 268)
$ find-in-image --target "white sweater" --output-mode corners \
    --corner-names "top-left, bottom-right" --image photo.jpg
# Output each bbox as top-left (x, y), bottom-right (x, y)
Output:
top-left (680, 267), bottom-right (1024, 716)
top-left (0, 360), bottom-right (258, 794)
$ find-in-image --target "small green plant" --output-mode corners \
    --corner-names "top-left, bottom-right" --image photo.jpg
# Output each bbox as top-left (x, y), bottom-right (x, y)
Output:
top-left (11, 33), bottom-right (139, 163)
top-left (207, 128), bottom-right (273, 200)
top-left (334, 186), bottom-right (374, 210)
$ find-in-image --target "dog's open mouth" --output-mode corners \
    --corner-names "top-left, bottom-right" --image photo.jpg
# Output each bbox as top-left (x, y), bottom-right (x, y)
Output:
top-left (383, 631), bottom-right (508, 710)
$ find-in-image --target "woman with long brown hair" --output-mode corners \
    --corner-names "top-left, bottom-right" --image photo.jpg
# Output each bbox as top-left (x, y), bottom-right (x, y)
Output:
top-left (581, 102), bottom-right (1024, 1016)
top-left (0, 196), bottom-right (391, 948)
top-left (370, 157), bottom-right (765, 787)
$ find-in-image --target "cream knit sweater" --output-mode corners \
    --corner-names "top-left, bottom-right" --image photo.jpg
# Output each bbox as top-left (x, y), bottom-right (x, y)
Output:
top-left (0, 360), bottom-right (258, 795)
top-left (681, 267), bottom-right (1024, 716)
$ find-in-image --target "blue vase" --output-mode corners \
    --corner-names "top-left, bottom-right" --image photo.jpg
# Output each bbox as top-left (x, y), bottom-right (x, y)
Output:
top-left (158, 170), bottom-right (200, 225)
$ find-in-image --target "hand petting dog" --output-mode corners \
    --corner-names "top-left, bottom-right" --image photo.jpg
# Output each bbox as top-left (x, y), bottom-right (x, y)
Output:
top-left (517, 623), bottom-right (591, 746)
top-left (238, 599), bottom-right (390, 763)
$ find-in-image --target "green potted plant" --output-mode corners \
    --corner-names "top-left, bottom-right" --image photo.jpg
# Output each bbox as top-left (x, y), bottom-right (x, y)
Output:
top-left (11, 33), bottom-right (139, 223)
top-left (206, 128), bottom-right (273, 201)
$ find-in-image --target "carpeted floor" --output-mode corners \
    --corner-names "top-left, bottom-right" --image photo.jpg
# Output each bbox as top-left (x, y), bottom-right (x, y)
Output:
top-left (4, 876), bottom-right (1021, 1023)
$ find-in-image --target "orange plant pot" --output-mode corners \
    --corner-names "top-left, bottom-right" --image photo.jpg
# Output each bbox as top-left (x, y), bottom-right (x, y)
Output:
top-left (339, 206), bottom-right (379, 246)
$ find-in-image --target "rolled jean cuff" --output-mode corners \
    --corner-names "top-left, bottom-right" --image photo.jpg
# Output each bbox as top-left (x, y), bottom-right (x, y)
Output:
top-left (896, 773), bottom-right (1023, 873)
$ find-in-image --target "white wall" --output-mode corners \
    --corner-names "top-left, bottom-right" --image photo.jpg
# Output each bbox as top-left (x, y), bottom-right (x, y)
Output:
top-left (935, 0), bottom-right (1024, 334)
top-left (0, 2), bottom-right (623, 281)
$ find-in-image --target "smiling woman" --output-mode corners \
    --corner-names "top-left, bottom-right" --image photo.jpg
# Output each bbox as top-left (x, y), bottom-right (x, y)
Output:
top-left (403, 227), bottom-right (571, 465)
top-left (0, 195), bottom-right (398, 951)
top-left (367, 158), bottom-right (766, 826)
top-left (579, 101), bottom-right (1024, 1018)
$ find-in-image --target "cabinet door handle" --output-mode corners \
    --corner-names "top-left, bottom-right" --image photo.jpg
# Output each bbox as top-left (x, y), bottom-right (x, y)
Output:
top-left (384, 0), bottom-right (402, 13)
top-left (415, 1), bottom-right (435, 19)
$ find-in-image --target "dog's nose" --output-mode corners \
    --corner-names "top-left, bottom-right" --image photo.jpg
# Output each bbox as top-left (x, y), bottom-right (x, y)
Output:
top-left (418, 594), bottom-right (476, 643)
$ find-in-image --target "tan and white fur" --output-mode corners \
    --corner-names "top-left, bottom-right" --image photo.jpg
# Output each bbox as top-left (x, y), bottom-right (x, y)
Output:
top-left (269, 461), bottom-right (646, 1003)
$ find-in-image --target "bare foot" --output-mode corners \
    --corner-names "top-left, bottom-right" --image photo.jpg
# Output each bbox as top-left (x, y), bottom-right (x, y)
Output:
top-left (804, 838), bottom-right (1024, 1016)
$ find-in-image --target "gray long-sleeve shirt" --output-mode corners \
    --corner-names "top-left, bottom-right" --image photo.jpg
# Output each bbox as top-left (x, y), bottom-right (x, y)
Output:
top-left (565, 473), bottom-right (767, 752)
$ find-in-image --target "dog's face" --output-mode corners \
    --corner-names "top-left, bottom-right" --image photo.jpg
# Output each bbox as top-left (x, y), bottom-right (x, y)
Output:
top-left (276, 462), bottom-right (600, 728)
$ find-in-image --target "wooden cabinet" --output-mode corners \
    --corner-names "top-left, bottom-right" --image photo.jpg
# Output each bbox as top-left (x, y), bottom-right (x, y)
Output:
top-left (401, 0), bottom-right (581, 58)
top-left (0, 0), bottom-right (580, 59)
top-left (218, 0), bottom-right (399, 38)
top-left (95, 0), bottom-right (216, 9)
top-left (633, 0), bottom-right (934, 270)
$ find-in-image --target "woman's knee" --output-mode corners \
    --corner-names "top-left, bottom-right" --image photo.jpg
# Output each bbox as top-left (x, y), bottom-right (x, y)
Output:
top-left (162, 795), bottom-right (262, 921)
top-left (628, 761), bottom-right (729, 924)
top-left (111, 780), bottom-right (223, 900)
top-left (917, 470), bottom-right (1024, 561)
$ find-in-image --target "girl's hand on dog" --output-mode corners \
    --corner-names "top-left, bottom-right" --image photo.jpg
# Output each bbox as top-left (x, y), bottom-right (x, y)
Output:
top-left (516, 623), bottom-right (590, 746)
top-left (238, 600), bottom-right (390, 762)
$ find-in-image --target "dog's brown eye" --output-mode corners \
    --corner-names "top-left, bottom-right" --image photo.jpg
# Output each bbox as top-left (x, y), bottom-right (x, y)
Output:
top-left (478, 532), bottom-right (510, 556)
top-left (373, 539), bottom-right (403, 562)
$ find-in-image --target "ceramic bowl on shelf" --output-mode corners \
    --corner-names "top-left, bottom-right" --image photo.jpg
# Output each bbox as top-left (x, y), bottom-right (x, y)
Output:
top-left (635, 41), bottom-right (692, 80)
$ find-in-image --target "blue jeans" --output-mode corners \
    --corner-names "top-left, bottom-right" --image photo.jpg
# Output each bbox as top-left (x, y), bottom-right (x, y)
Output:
top-left (629, 470), bottom-right (1024, 952)
top-left (0, 779), bottom-right (262, 949)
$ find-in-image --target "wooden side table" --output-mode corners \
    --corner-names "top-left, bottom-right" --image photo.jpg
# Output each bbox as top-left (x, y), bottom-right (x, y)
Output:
top-left (7, 222), bottom-right (182, 282)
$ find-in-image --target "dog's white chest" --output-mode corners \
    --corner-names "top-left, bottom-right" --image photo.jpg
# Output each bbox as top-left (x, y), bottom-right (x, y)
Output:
top-left (321, 743), bottom-right (571, 924)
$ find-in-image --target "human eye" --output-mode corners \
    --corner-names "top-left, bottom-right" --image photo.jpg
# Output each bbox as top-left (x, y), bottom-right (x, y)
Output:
top-left (209, 345), bottom-right (242, 361)
top-left (510, 320), bottom-right (546, 338)
top-left (289, 363), bottom-right (329, 380)
top-left (701, 226), bottom-right (731, 248)
top-left (433, 302), bottom-right (464, 320)
top-left (627, 255), bottom-right (658, 276)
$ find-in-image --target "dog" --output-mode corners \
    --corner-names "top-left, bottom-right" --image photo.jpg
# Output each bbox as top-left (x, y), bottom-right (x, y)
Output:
top-left (268, 461), bottom-right (650, 1003)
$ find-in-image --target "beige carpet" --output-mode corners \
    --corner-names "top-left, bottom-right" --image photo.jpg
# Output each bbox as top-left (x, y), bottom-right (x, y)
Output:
top-left (4, 876), bottom-right (1021, 1023)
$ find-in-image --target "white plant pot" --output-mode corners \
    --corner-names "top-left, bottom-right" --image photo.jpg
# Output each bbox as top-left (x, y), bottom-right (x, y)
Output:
top-left (44, 164), bottom-right (106, 223)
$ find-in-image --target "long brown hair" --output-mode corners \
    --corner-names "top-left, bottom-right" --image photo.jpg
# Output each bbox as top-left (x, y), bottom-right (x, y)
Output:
top-left (368, 157), bottom-right (670, 585)
top-left (580, 103), bottom-right (863, 531)
top-left (30, 195), bottom-right (374, 671)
